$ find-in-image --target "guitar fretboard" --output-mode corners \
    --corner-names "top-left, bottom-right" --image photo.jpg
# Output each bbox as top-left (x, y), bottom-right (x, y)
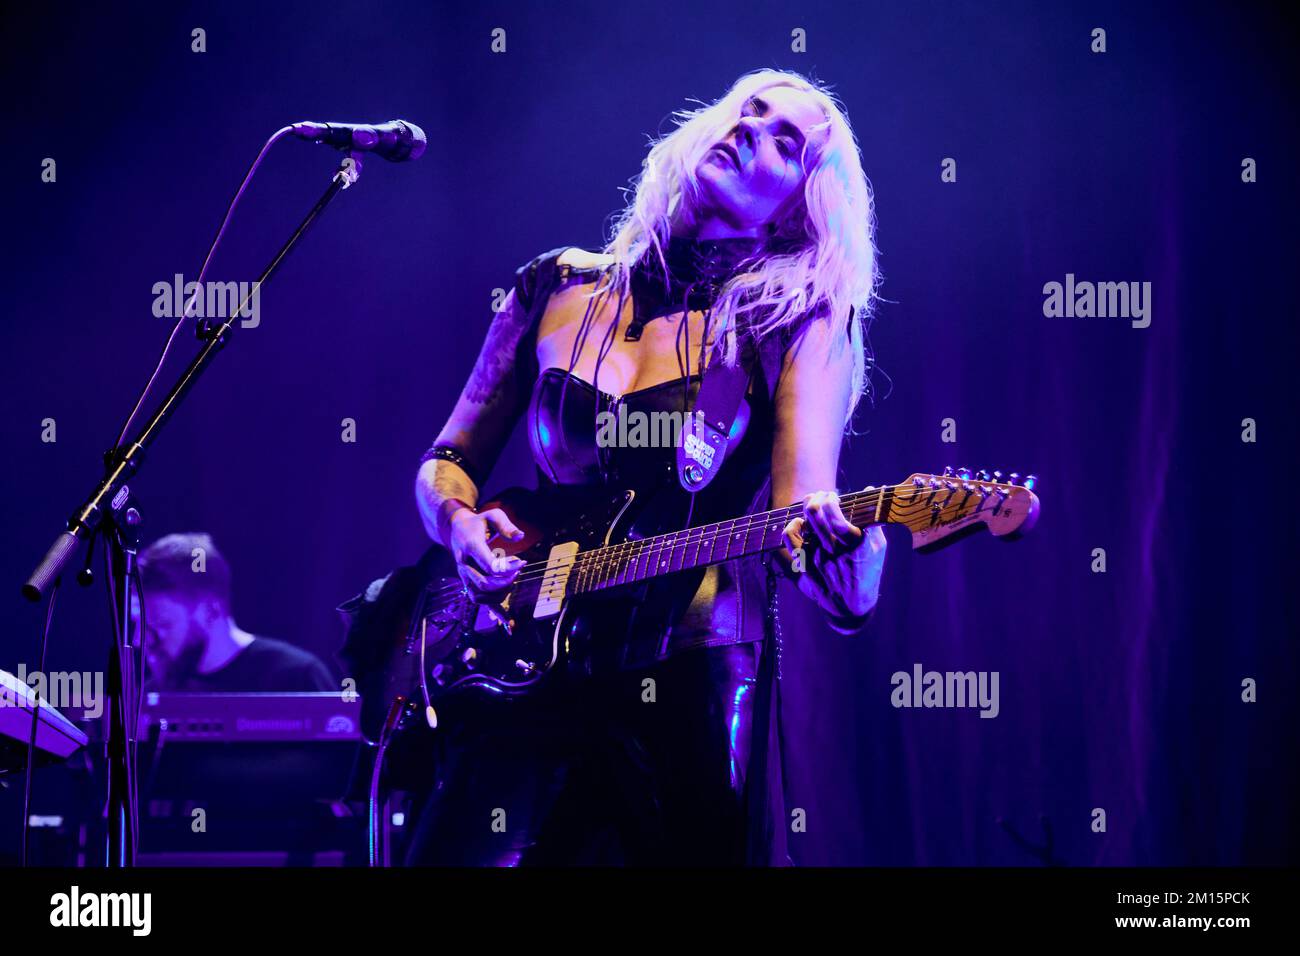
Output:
top-left (567, 484), bottom-right (898, 594)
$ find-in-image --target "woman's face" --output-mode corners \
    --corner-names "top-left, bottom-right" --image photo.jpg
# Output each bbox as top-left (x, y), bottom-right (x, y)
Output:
top-left (694, 87), bottom-right (823, 236)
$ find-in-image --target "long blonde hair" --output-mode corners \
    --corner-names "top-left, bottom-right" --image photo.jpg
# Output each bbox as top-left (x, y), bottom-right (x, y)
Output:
top-left (586, 68), bottom-right (882, 426)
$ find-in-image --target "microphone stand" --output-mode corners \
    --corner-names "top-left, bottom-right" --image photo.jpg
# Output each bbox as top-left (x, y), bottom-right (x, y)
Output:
top-left (22, 149), bottom-right (365, 867)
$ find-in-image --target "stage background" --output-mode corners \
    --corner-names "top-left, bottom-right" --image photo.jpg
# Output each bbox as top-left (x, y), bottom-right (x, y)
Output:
top-left (2, 0), bottom-right (1296, 865)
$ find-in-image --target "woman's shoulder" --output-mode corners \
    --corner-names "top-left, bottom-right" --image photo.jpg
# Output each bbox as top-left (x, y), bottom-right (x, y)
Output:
top-left (513, 245), bottom-right (612, 312)
top-left (556, 246), bottom-right (614, 270)
top-left (516, 245), bottom-right (611, 274)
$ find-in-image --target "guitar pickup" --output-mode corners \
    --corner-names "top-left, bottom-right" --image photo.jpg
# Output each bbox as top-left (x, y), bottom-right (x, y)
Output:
top-left (534, 541), bottom-right (579, 619)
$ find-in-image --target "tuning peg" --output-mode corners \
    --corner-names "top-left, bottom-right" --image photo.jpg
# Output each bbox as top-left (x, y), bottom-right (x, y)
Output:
top-left (1023, 474), bottom-right (1037, 490)
top-left (1008, 473), bottom-right (1020, 486)
top-left (957, 466), bottom-right (972, 479)
top-left (992, 470), bottom-right (1003, 483)
top-left (943, 466), bottom-right (954, 477)
top-left (977, 469), bottom-right (991, 482)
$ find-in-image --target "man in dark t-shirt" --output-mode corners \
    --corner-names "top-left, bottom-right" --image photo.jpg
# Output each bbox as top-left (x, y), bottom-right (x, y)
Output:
top-left (168, 635), bottom-right (334, 693)
top-left (135, 532), bottom-right (334, 693)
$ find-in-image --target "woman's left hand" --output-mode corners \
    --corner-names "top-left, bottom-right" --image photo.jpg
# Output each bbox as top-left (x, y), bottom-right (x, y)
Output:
top-left (782, 490), bottom-right (887, 622)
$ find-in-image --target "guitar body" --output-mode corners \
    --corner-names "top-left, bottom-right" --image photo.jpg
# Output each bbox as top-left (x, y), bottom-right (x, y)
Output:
top-left (349, 481), bottom-right (696, 743)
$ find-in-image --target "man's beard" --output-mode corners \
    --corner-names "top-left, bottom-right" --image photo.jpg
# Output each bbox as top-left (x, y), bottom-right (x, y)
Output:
top-left (149, 631), bottom-right (207, 690)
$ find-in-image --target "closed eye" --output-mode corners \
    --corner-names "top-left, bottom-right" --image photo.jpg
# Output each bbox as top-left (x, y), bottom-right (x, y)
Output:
top-left (744, 98), bottom-right (803, 160)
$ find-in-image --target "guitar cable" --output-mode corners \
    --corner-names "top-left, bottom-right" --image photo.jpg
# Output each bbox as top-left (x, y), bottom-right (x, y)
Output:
top-left (368, 695), bottom-right (407, 867)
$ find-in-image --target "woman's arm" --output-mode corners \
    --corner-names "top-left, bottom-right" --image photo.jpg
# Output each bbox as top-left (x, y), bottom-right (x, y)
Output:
top-left (770, 315), bottom-right (887, 633)
top-left (415, 286), bottom-right (532, 548)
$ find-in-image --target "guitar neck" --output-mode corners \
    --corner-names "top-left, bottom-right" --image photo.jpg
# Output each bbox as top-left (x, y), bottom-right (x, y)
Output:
top-left (569, 484), bottom-right (902, 595)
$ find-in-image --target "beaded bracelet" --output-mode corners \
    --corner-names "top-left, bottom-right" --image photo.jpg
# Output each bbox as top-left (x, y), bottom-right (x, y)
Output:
top-left (418, 443), bottom-right (483, 489)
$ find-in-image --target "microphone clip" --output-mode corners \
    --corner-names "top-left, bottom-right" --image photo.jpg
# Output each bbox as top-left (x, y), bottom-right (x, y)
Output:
top-left (334, 151), bottom-right (364, 189)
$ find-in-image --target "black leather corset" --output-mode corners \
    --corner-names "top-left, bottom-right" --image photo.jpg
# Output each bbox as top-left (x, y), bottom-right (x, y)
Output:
top-left (527, 366), bottom-right (751, 489)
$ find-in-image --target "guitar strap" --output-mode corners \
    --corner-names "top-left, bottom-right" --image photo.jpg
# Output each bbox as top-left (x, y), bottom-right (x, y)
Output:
top-left (676, 326), bottom-right (783, 493)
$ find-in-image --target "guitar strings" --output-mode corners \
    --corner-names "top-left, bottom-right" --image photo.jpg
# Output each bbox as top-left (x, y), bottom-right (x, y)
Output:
top-left (426, 486), bottom-right (895, 600)
top-left (420, 482), bottom-right (1028, 605)
top-left (427, 489), bottom-right (1017, 604)
top-left (431, 484), bottom-right (1019, 599)
top-left (514, 483), bottom-right (1006, 584)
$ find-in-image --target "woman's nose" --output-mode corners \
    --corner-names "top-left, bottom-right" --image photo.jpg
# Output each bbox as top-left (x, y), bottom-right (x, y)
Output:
top-left (735, 116), bottom-right (761, 147)
top-left (739, 115), bottom-right (779, 156)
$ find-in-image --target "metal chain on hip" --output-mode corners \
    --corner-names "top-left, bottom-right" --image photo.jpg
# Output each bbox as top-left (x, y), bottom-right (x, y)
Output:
top-left (765, 558), bottom-right (784, 682)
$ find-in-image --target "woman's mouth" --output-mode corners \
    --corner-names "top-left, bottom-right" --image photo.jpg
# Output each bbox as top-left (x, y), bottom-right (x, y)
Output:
top-left (710, 144), bottom-right (740, 171)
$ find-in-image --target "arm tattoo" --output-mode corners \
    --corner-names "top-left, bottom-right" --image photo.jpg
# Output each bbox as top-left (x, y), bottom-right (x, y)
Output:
top-left (464, 290), bottom-right (530, 405)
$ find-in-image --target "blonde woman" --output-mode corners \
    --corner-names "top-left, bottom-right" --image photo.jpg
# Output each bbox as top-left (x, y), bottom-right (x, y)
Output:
top-left (410, 69), bottom-right (887, 864)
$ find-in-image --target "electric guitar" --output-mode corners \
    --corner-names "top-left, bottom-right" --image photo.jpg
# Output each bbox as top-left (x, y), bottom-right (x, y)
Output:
top-left (348, 467), bottom-right (1039, 742)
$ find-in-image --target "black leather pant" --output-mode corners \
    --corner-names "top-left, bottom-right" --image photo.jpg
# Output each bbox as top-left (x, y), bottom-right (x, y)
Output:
top-left (403, 642), bottom-right (761, 866)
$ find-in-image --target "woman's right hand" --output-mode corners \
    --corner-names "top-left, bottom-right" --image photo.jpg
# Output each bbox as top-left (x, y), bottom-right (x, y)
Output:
top-left (445, 503), bottom-right (527, 603)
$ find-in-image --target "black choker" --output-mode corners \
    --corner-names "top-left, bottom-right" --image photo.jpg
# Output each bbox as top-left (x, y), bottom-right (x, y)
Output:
top-left (625, 235), bottom-right (765, 341)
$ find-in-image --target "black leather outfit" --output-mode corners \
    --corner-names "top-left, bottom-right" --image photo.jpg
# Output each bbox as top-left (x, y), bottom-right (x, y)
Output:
top-left (404, 236), bottom-right (787, 865)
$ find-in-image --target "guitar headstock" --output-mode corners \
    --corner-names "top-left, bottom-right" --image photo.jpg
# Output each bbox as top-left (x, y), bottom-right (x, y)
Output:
top-left (893, 467), bottom-right (1040, 552)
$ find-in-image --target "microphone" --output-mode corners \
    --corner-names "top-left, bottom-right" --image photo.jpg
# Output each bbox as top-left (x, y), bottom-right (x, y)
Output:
top-left (290, 119), bottom-right (427, 162)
